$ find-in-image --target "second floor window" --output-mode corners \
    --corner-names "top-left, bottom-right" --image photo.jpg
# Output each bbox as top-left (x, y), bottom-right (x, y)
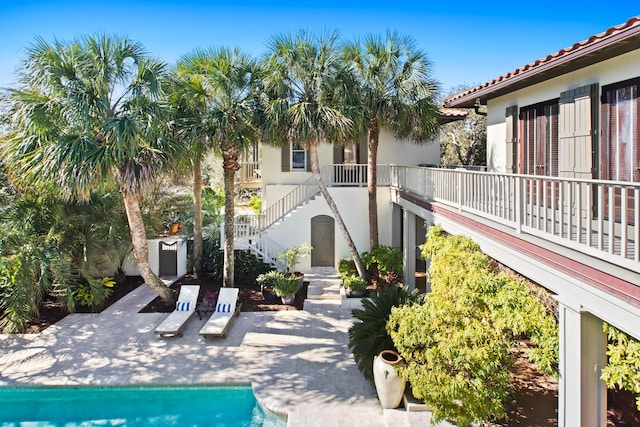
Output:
top-left (520, 101), bottom-right (559, 176)
top-left (291, 142), bottom-right (307, 171)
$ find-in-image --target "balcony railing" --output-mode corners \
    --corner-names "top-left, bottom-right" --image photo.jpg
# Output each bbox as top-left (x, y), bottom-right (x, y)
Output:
top-left (391, 165), bottom-right (640, 274)
top-left (237, 161), bottom-right (261, 184)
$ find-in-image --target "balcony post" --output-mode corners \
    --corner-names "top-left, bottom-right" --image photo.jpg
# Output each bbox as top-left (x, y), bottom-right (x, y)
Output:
top-left (515, 175), bottom-right (522, 233)
top-left (402, 209), bottom-right (416, 291)
top-left (556, 297), bottom-right (607, 427)
top-left (457, 172), bottom-right (463, 212)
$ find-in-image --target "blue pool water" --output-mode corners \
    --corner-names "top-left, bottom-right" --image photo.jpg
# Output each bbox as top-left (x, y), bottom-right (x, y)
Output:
top-left (0, 385), bottom-right (285, 427)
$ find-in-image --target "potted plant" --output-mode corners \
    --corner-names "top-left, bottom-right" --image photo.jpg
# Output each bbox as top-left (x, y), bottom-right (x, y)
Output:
top-left (164, 210), bottom-right (184, 234)
top-left (278, 243), bottom-right (312, 284)
top-left (256, 270), bottom-right (283, 300)
top-left (342, 274), bottom-right (368, 297)
top-left (274, 276), bottom-right (300, 305)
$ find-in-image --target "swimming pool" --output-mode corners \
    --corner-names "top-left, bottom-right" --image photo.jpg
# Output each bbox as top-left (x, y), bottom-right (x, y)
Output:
top-left (0, 384), bottom-right (286, 426)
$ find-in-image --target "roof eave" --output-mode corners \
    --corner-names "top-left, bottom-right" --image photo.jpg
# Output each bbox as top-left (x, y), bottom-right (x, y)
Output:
top-left (445, 20), bottom-right (640, 109)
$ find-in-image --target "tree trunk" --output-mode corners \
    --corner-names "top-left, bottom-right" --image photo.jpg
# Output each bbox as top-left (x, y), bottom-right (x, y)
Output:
top-left (222, 147), bottom-right (239, 288)
top-left (192, 156), bottom-right (203, 278)
top-left (121, 190), bottom-right (175, 303)
top-left (368, 119), bottom-right (379, 249)
top-left (309, 141), bottom-right (367, 280)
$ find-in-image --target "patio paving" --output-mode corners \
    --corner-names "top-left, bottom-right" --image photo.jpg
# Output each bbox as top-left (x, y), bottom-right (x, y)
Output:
top-left (0, 268), bottom-right (449, 426)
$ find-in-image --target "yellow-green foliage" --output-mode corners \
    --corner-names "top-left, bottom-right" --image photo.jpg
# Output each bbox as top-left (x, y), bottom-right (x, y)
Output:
top-left (601, 323), bottom-right (640, 410)
top-left (388, 225), bottom-right (558, 425)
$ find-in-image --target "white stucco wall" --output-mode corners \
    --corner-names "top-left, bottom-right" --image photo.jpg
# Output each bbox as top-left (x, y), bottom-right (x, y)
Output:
top-left (486, 48), bottom-right (640, 173)
top-left (123, 236), bottom-right (187, 279)
top-left (262, 186), bottom-right (392, 272)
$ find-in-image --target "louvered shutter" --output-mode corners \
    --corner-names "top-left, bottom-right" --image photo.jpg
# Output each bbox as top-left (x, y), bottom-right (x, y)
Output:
top-left (559, 84), bottom-right (598, 180)
top-left (281, 144), bottom-right (290, 172)
top-left (505, 106), bottom-right (518, 173)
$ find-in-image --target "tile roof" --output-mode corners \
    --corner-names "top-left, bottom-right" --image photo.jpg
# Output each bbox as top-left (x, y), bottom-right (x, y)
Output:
top-left (445, 16), bottom-right (640, 108)
top-left (438, 107), bottom-right (468, 123)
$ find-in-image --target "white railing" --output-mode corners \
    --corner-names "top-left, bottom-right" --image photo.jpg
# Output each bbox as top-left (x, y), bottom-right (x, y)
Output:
top-left (260, 164), bottom-right (392, 229)
top-left (391, 165), bottom-right (640, 273)
top-left (225, 218), bottom-right (285, 271)
top-left (237, 162), bottom-right (261, 183)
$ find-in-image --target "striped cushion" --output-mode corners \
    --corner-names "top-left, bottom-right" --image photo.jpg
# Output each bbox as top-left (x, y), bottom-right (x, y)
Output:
top-left (176, 301), bottom-right (190, 311)
top-left (216, 303), bottom-right (232, 313)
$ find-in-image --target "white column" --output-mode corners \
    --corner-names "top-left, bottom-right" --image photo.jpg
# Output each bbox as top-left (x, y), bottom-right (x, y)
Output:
top-left (557, 298), bottom-right (607, 427)
top-left (402, 209), bottom-right (416, 291)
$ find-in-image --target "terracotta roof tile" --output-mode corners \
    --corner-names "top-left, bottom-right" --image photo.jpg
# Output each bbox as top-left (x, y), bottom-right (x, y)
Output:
top-left (445, 16), bottom-right (640, 108)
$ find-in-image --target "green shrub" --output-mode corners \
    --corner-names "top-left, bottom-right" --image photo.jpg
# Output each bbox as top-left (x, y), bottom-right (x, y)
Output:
top-left (338, 257), bottom-right (357, 277)
top-left (273, 277), bottom-right (300, 297)
top-left (201, 225), bottom-right (270, 286)
top-left (362, 245), bottom-right (403, 283)
top-left (256, 270), bottom-right (284, 289)
top-left (342, 275), bottom-right (367, 291)
top-left (278, 243), bottom-right (312, 275)
top-left (601, 323), bottom-right (640, 410)
top-left (248, 195), bottom-right (262, 214)
top-left (387, 225), bottom-right (559, 426)
top-left (348, 284), bottom-right (420, 381)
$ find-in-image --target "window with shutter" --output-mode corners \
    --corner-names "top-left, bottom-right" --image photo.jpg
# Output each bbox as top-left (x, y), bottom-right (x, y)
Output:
top-left (602, 78), bottom-right (639, 182)
top-left (519, 100), bottom-right (559, 176)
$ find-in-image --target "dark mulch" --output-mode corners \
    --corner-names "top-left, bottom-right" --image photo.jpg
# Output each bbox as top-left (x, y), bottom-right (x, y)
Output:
top-left (138, 274), bottom-right (308, 313)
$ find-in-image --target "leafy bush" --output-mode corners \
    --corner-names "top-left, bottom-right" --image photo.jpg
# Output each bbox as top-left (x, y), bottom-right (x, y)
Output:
top-left (362, 245), bottom-right (403, 284)
top-left (278, 243), bottom-right (312, 275)
top-left (274, 277), bottom-right (300, 297)
top-left (202, 225), bottom-right (270, 286)
top-left (387, 225), bottom-right (559, 425)
top-left (342, 275), bottom-right (367, 291)
top-left (248, 194), bottom-right (262, 214)
top-left (256, 270), bottom-right (284, 289)
top-left (348, 284), bottom-right (420, 381)
top-left (338, 258), bottom-right (357, 277)
top-left (601, 323), bottom-right (640, 410)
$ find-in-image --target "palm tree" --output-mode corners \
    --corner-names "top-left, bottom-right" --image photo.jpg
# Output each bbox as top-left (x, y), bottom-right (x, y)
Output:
top-left (263, 30), bottom-right (367, 279)
top-left (175, 47), bottom-right (261, 287)
top-left (0, 34), bottom-right (175, 303)
top-left (343, 32), bottom-right (440, 248)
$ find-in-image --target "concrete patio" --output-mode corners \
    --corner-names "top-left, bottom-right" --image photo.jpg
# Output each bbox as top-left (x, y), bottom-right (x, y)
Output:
top-left (0, 268), bottom-right (448, 426)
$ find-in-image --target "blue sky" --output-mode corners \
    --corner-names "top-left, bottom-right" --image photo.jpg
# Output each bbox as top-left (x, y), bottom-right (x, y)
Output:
top-left (0, 1), bottom-right (638, 96)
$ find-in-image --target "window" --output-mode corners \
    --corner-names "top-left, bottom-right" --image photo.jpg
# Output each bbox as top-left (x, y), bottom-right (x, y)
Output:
top-left (520, 101), bottom-right (559, 176)
top-left (343, 142), bottom-right (358, 165)
top-left (602, 79), bottom-right (639, 182)
top-left (291, 142), bottom-right (307, 171)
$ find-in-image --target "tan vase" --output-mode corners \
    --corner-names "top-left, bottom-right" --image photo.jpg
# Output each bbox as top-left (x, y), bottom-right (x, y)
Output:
top-left (373, 350), bottom-right (406, 409)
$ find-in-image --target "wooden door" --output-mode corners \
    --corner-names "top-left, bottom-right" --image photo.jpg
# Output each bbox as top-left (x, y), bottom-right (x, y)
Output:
top-left (311, 215), bottom-right (335, 267)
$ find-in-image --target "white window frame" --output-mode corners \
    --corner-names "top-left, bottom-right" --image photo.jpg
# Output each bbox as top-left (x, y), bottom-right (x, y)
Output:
top-left (291, 142), bottom-right (307, 171)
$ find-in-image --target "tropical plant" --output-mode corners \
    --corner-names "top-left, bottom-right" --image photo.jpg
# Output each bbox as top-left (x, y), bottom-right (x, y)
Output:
top-left (337, 257), bottom-right (357, 278)
top-left (362, 245), bottom-right (403, 284)
top-left (343, 32), bottom-right (440, 248)
top-left (256, 270), bottom-right (284, 289)
top-left (248, 194), bottom-right (262, 214)
top-left (388, 225), bottom-right (558, 425)
top-left (601, 323), bottom-right (640, 410)
top-left (341, 274), bottom-right (367, 291)
top-left (263, 29), bottom-right (367, 280)
top-left (278, 243), bottom-right (312, 276)
top-left (173, 47), bottom-right (262, 286)
top-left (1, 34), bottom-right (176, 303)
top-left (348, 284), bottom-right (420, 381)
top-left (273, 276), bottom-right (300, 298)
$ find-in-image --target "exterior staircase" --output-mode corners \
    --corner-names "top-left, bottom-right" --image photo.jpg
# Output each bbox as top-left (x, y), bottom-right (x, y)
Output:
top-left (232, 164), bottom-right (390, 268)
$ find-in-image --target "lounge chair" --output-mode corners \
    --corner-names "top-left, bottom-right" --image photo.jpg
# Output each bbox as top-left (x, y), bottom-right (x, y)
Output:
top-left (155, 285), bottom-right (200, 337)
top-left (199, 287), bottom-right (241, 338)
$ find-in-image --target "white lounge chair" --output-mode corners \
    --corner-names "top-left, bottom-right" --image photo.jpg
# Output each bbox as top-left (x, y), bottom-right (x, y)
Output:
top-left (155, 285), bottom-right (200, 337)
top-left (199, 287), bottom-right (241, 338)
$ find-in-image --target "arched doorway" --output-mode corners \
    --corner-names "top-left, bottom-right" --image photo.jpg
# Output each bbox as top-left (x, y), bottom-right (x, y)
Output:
top-left (311, 215), bottom-right (335, 267)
